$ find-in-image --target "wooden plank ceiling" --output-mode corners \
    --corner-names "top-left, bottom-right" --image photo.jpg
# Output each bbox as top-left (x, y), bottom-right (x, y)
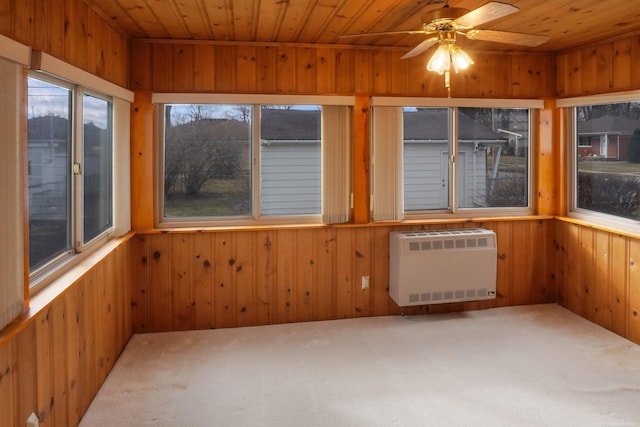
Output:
top-left (87, 0), bottom-right (640, 53)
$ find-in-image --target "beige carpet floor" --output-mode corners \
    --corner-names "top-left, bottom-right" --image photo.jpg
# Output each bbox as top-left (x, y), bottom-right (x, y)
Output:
top-left (80, 304), bottom-right (640, 427)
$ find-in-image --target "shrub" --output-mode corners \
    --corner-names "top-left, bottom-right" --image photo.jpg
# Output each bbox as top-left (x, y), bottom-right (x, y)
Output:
top-left (628, 128), bottom-right (640, 163)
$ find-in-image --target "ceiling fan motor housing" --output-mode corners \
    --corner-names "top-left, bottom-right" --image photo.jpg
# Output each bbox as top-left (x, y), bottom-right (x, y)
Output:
top-left (421, 7), bottom-right (469, 25)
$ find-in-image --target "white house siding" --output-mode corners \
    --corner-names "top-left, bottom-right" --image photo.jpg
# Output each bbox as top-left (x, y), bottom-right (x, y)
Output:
top-left (404, 142), bottom-right (487, 211)
top-left (260, 141), bottom-right (321, 216)
top-left (28, 143), bottom-right (69, 221)
top-left (404, 142), bottom-right (448, 210)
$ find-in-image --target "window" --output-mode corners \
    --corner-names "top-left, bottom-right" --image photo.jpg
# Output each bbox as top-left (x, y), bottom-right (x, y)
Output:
top-left (571, 102), bottom-right (640, 223)
top-left (457, 107), bottom-right (529, 209)
top-left (27, 76), bottom-right (114, 278)
top-left (157, 98), bottom-right (352, 225)
top-left (372, 100), bottom-right (533, 221)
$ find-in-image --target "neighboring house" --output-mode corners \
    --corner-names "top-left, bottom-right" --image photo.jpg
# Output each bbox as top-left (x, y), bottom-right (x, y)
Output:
top-left (28, 116), bottom-right (110, 222)
top-left (577, 115), bottom-right (640, 160)
top-left (403, 109), bottom-right (508, 210)
top-left (260, 108), bottom-right (321, 216)
top-left (28, 115), bottom-right (70, 221)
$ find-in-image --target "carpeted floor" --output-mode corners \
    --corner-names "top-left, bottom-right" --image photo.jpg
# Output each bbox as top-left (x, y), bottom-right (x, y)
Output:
top-left (80, 304), bottom-right (640, 427)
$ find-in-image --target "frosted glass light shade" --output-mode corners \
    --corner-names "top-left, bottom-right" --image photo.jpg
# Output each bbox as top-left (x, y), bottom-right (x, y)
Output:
top-left (450, 47), bottom-right (474, 72)
top-left (426, 44), bottom-right (450, 74)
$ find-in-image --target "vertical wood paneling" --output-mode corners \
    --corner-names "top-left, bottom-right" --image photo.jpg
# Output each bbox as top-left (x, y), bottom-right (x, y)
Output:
top-left (1, 0), bottom-right (129, 87)
top-left (493, 221), bottom-right (512, 307)
top-left (256, 46), bottom-right (277, 93)
top-left (276, 46), bottom-right (296, 93)
top-left (148, 234), bottom-right (172, 332)
top-left (580, 227), bottom-right (595, 321)
top-left (275, 230), bottom-right (295, 324)
top-left (129, 91), bottom-right (155, 230)
top-left (295, 229), bottom-right (315, 322)
top-left (35, 308), bottom-right (52, 427)
top-left (171, 234), bottom-right (194, 331)
top-left (555, 221), bottom-right (640, 345)
top-left (314, 228), bottom-right (336, 321)
top-left (254, 230), bottom-right (276, 325)
top-left (297, 47), bottom-right (316, 94)
top-left (315, 47), bottom-right (336, 93)
top-left (335, 228), bottom-right (355, 318)
top-left (193, 44), bottom-right (216, 92)
top-left (610, 234), bottom-right (628, 337)
top-left (353, 228), bottom-right (372, 317)
top-left (0, 340), bottom-right (16, 426)
top-left (352, 96), bottom-right (371, 224)
top-left (173, 45), bottom-right (194, 92)
top-left (215, 45), bottom-right (237, 92)
top-left (16, 323), bottom-right (37, 425)
top-left (372, 227), bottom-right (394, 316)
top-left (132, 220), bottom-right (557, 332)
top-left (50, 301), bottom-right (68, 426)
top-left (193, 233), bottom-right (214, 329)
top-left (214, 232), bottom-right (236, 328)
top-left (130, 235), bottom-right (149, 333)
top-left (64, 286), bottom-right (81, 425)
top-left (127, 41), bottom-right (560, 96)
top-left (557, 33), bottom-right (640, 96)
top-left (236, 45), bottom-right (257, 93)
top-left (1, 236), bottom-right (133, 426)
top-left (235, 232), bottom-right (256, 327)
top-left (629, 239), bottom-right (640, 344)
top-left (594, 230), bottom-right (611, 328)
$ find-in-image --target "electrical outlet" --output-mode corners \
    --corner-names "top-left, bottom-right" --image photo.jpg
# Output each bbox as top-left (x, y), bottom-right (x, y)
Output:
top-left (361, 275), bottom-right (370, 289)
top-left (26, 412), bottom-right (39, 427)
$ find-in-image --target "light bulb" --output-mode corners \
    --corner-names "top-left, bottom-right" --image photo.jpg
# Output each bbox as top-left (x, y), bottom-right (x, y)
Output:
top-left (450, 47), bottom-right (473, 72)
top-left (427, 43), bottom-right (450, 75)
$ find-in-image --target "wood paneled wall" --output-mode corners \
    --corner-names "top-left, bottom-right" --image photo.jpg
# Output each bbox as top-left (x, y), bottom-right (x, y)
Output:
top-left (0, 0), bottom-right (129, 87)
top-left (555, 220), bottom-right (640, 344)
top-left (130, 41), bottom-right (555, 98)
top-left (131, 220), bottom-right (555, 333)
top-left (0, 238), bottom-right (132, 427)
top-left (556, 34), bottom-right (640, 97)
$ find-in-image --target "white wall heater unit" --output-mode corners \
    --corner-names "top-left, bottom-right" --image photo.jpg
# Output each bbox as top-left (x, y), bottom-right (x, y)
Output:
top-left (389, 228), bottom-right (497, 307)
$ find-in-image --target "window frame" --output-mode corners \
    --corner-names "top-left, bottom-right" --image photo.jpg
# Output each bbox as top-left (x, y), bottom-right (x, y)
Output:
top-left (153, 93), bottom-right (354, 228)
top-left (371, 97), bottom-right (541, 221)
top-left (27, 73), bottom-right (117, 291)
top-left (562, 92), bottom-right (640, 234)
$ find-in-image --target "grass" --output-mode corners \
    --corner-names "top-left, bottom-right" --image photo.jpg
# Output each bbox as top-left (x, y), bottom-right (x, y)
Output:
top-left (165, 177), bottom-right (251, 217)
top-left (578, 160), bottom-right (640, 174)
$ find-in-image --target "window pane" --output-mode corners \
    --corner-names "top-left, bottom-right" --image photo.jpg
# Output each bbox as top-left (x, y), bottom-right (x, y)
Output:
top-left (27, 77), bottom-right (72, 271)
top-left (403, 107), bottom-right (449, 211)
top-left (83, 94), bottom-right (113, 242)
top-left (576, 103), bottom-right (640, 220)
top-left (163, 105), bottom-right (252, 217)
top-left (260, 105), bottom-right (321, 216)
top-left (458, 108), bottom-right (529, 208)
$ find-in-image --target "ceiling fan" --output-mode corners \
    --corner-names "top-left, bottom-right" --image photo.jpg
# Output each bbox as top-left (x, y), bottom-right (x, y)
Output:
top-left (340, 1), bottom-right (548, 59)
top-left (339, 1), bottom-right (548, 94)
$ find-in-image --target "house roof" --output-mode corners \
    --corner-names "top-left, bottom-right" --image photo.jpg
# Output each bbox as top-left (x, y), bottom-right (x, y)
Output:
top-left (261, 109), bottom-right (321, 141)
top-left (403, 109), bottom-right (506, 142)
top-left (260, 108), bottom-right (506, 143)
top-left (577, 115), bottom-right (640, 135)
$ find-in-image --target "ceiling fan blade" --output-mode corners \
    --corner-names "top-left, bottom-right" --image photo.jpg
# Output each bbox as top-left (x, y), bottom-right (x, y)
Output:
top-left (465, 29), bottom-right (549, 46)
top-left (401, 38), bottom-right (438, 59)
top-left (454, 2), bottom-right (519, 28)
top-left (338, 30), bottom-right (426, 39)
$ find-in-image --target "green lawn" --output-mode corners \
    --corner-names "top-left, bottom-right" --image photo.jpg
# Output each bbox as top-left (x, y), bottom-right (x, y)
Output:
top-left (578, 160), bottom-right (640, 174)
top-left (165, 178), bottom-right (250, 217)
